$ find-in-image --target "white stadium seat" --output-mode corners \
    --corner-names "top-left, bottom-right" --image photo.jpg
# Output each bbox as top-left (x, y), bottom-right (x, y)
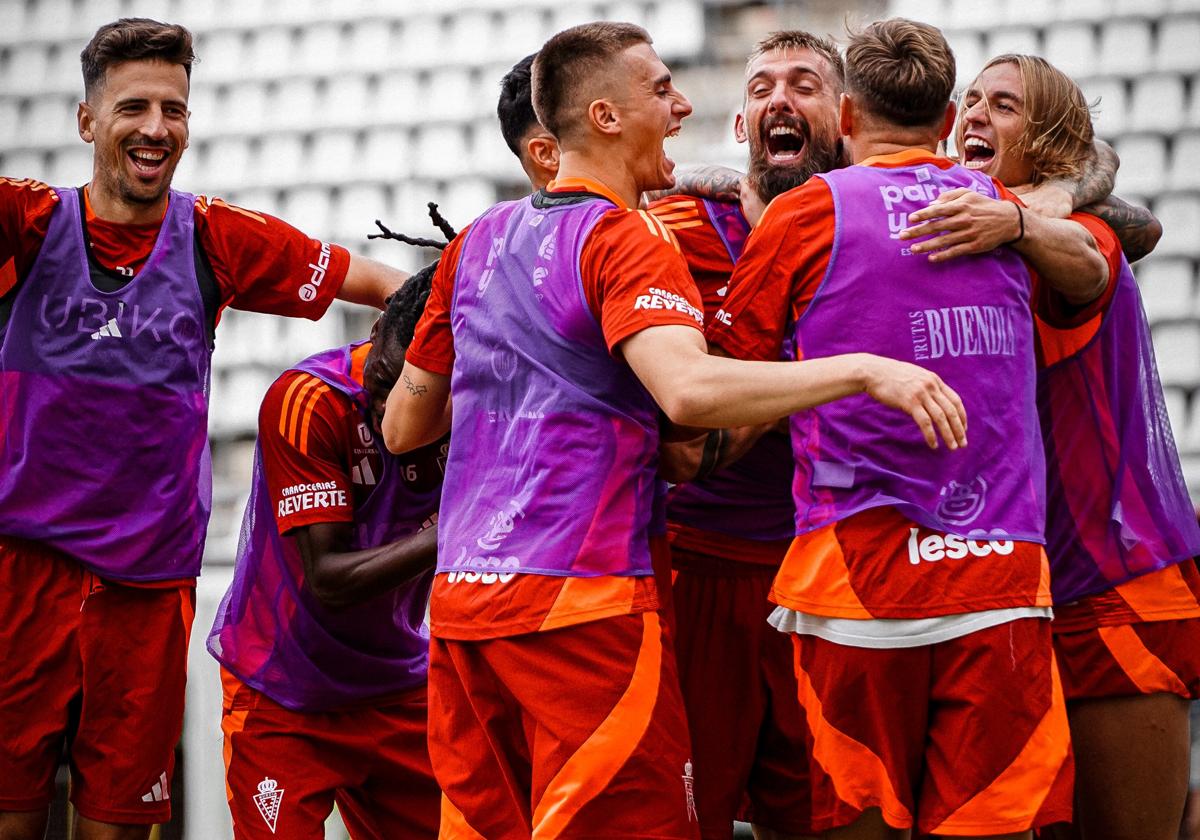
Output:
top-left (945, 31), bottom-right (984, 88)
top-left (948, 0), bottom-right (1007, 28)
top-left (225, 82), bottom-right (268, 135)
top-left (333, 184), bottom-right (390, 242)
top-left (1115, 0), bottom-right (1169, 13)
top-left (1157, 15), bottom-right (1200, 73)
top-left (1114, 134), bottom-right (1168, 195)
top-left (267, 78), bottom-right (319, 131)
top-left (1169, 131), bottom-right (1200, 189)
top-left (255, 134), bottom-right (307, 189)
top-left (1080, 77), bottom-right (1130, 137)
top-left (202, 137), bottom-right (253, 193)
top-left (0, 97), bottom-right (21, 147)
top-left (1098, 19), bottom-right (1155, 77)
top-left (985, 27), bottom-right (1040, 60)
top-left (345, 19), bottom-right (396, 73)
top-left (199, 31), bottom-right (246, 85)
top-left (1129, 74), bottom-right (1187, 133)
top-left (402, 15), bottom-right (444, 69)
top-left (414, 125), bottom-right (470, 180)
top-left (1152, 321), bottom-right (1200, 387)
top-left (251, 28), bottom-right (296, 80)
top-left (497, 8), bottom-right (550, 58)
top-left (46, 146), bottom-right (92, 188)
top-left (1136, 258), bottom-right (1196, 322)
top-left (322, 75), bottom-right (372, 130)
top-left (309, 130), bottom-right (360, 184)
top-left (648, 0), bottom-right (706, 60)
top-left (5, 45), bottom-right (50, 97)
top-left (362, 127), bottom-right (413, 182)
top-left (1154, 194), bottom-right (1200, 256)
top-left (1058, 0), bottom-right (1115, 21)
top-left (296, 23), bottom-right (344, 77)
top-left (377, 70), bottom-right (422, 125)
top-left (1042, 22), bottom-right (1098, 78)
top-left (27, 94), bottom-right (75, 148)
top-left (281, 185), bottom-right (334, 239)
top-left (1, 149), bottom-right (49, 183)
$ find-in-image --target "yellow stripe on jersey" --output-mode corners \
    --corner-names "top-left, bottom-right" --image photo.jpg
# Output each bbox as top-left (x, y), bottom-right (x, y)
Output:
top-left (664, 220), bottom-right (705, 230)
top-left (648, 212), bottom-right (681, 253)
top-left (653, 210), bottom-right (701, 223)
top-left (635, 209), bottom-right (659, 237)
top-left (648, 199), bottom-right (698, 214)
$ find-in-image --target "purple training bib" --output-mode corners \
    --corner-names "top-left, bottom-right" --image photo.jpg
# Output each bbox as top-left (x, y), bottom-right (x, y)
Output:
top-left (208, 343), bottom-right (440, 710)
top-left (790, 161), bottom-right (1045, 541)
top-left (438, 193), bottom-right (662, 579)
top-left (0, 187), bottom-right (211, 580)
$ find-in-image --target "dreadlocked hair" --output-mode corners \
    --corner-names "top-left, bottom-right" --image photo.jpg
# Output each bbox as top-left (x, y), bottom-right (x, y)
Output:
top-left (378, 260), bottom-right (437, 351)
top-left (369, 202), bottom-right (458, 250)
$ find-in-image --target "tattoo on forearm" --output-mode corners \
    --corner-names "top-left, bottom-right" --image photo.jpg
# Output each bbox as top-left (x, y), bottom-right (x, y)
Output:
top-left (1061, 140), bottom-right (1117, 209)
top-left (403, 374), bottom-right (427, 396)
top-left (1083, 195), bottom-right (1162, 263)
top-left (644, 165), bottom-right (745, 203)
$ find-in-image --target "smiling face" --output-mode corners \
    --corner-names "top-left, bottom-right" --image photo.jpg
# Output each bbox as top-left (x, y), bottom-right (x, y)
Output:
top-left (613, 42), bottom-right (692, 193)
top-left (736, 47), bottom-right (843, 203)
top-left (78, 58), bottom-right (189, 221)
top-left (956, 61), bottom-right (1035, 188)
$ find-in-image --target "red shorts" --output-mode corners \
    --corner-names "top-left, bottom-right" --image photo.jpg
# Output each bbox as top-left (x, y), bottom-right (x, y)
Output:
top-left (221, 671), bottom-right (439, 839)
top-left (671, 548), bottom-right (811, 839)
top-left (429, 611), bottom-right (699, 839)
top-left (1053, 617), bottom-right (1200, 701)
top-left (792, 618), bottom-right (1073, 836)
top-left (0, 536), bottom-right (194, 824)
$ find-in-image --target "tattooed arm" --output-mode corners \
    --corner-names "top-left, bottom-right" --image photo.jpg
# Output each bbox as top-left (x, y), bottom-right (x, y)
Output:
top-left (1018, 139), bottom-right (1119, 218)
top-left (643, 165), bottom-right (745, 205)
top-left (1080, 194), bottom-right (1163, 263)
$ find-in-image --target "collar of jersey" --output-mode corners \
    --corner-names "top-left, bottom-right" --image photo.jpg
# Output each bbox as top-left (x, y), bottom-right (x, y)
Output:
top-left (546, 177), bottom-right (629, 210)
top-left (859, 148), bottom-right (955, 170)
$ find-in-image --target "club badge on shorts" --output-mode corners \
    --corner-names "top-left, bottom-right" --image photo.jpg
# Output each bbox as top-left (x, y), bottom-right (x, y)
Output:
top-left (253, 776), bottom-right (285, 834)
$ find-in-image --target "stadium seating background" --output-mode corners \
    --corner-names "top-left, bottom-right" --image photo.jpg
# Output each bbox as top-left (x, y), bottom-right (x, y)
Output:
top-left (2, 0), bottom-right (1197, 835)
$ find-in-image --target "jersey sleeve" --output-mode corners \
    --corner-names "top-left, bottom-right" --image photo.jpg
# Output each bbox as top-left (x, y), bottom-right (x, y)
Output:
top-left (579, 208), bottom-right (704, 353)
top-left (258, 370), bottom-right (356, 533)
top-left (1033, 211), bottom-right (1123, 330)
top-left (404, 226), bottom-right (468, 376)
top-left (706, 179), bottom-right (835, 361)
top-left (193, 196), bottom-right (350, 321)
top-left (0, 178), bottom-right (59, 297)
top-left (648, 196), bottom-right (737, 320)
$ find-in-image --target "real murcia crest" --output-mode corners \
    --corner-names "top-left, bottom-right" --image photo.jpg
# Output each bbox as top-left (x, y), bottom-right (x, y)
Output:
top-left (253, 776), bottom-right (284, 834)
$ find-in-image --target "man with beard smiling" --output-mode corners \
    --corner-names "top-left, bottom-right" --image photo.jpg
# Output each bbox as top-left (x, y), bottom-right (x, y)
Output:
top-left (0, 18), bottom-right (405, 840)
top-left (646, 30), bottom-right (845, 840)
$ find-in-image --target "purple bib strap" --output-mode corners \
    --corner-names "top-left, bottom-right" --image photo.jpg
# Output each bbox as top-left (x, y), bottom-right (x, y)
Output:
top-left (438, 194), bottom-right (661, 579)
top-left (208, 343), bottom-right (438, 710)
top-left (700, 198), bottom-right (751, 264)
top-left (0, 187), bottom-right (211, 580)
top-left (789, 162), bottom-right (1044, 541)
top-left (1041, 263), bottom-right (1200, 602)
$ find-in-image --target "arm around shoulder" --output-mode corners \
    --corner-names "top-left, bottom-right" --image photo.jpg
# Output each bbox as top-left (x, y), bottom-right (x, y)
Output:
top-left (338, 254), bottom-right (409, 310)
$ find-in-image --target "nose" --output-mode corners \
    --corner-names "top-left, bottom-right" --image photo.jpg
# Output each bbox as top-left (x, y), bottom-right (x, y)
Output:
top-left (139, 105), bottom-right (169, 141)
top-left (674, 89), bottom-right (693, 119)
top-left (963, 97), bottom-right (988, 127)
top-left (768, 82), bottom-right (793, 114)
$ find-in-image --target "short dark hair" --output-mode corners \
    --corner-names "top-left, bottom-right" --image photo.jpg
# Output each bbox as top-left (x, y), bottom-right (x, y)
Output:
top-left (532, 21), bottom-right (651, 139)
top-left (81, 18), bottom-right (195, 100)
top-left (748, 31), bottom-right (845, 89)
top-left (845, 18), bottom-right (955, 128)
top-left (378, 260), bottom-right (437, 352)
top-left (498, 53), bottom-right (541, 158)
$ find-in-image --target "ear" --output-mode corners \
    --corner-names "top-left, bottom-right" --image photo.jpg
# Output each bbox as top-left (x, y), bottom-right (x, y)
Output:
top-left (77, 101), bottom-right (95, 143)
top-left (734, 111), bottom-right (748, 144)
top-left (838, 93), bottom-right (853, 138)
top-left (527, 135), bottom-right (559, 176)
top-left (587, 98), bottom-right (621, 136)
top-left (938, 100), bottom-right (956, 142)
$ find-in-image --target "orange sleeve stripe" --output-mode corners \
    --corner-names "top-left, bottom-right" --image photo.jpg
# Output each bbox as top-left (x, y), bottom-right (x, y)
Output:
top-left (649, 199), bottom-right (699, 214)
top-left (793, 642), bottom-right (913, 827)
top-left (276, 374), bottom-right (310, 440)
top-left (929, 660), bottom-right (1070, 834)
top-left (284, 377), bottom-right (323, 450)
top-left (635, 209), bottom-right (659, 238)
top-left (294, 381), bottom-right (329, 455)
top-left (531, 611), bottom-right (663, 838)
top-left (653, 210), bottom-right (701, 223)
top-left (665, 220), bottom-right (705, 230)
top-left (647, 212), bottom-right (680, 252)
top-left (1097, 624), bottom-right (1189, 695)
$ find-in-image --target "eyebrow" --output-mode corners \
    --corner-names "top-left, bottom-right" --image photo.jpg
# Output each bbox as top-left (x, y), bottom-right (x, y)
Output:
top-left (113, 96), bottom-right (189, 109)
top-left (747, 65), bottom-right (824, 85)
top-left (652, 72), bottom-right (671, 88)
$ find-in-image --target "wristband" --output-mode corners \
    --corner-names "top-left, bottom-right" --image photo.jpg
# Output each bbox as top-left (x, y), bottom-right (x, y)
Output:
top-left (1001, 202), bottom-right (1025, 246)
top-left (696, 429), bottom-right (727, 480)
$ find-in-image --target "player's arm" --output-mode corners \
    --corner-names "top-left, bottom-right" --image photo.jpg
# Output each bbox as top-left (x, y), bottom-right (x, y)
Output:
top-left (622, 325), bottom-right (966, 450)
top-left (1015, 139), bottom-right (1119, 218)
top-left (658, 422), bottom-right (774, 483)
top-left (382, 363), bottom-right (451, 454)
top-left (292, 520), bottom-right (437, 611)
top-left (642, 164), bottom-right (745, 205)
top-left (902, 189), bottom-right (1108, 305)
top-left (337, 254), bottom-right (409, 310)
top-left (1079, 194), bottom-right (1162, 263)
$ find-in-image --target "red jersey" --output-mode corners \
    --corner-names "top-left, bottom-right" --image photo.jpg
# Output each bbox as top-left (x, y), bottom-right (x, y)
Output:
top-left (707, 150), bottom-right (1059, 619)
top-left (0, 178), bottom-right (348, 323)
top-left (407, 177), bottom-right (704, 640)
top-left (259, 343), bottom-right (446, 535)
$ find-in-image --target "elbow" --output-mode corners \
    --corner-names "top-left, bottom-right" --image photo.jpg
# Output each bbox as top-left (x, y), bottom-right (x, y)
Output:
top-left (306, 568), bottom-right (353, 611)
top-left (381, 417), bottom-right (410, 455)
top-left (657, 388), bottom-right (712, 430)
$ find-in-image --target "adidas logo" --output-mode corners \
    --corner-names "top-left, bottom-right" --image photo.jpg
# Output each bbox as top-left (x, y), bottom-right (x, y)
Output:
top-left (141, 771), bottom-right (170, 803)
top-left (89, 317), bottom-right (123, 341)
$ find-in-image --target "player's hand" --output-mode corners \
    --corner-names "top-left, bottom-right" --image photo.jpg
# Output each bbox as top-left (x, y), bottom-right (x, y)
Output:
top-left (858, 355), bottom-right (967, 450)
top-left (899, 189), bottom-right (1022, 262)
top-left (1011, 182), bottom-right (1072, 218)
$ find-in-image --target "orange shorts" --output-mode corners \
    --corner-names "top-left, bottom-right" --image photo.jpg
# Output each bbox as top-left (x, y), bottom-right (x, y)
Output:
top-left (792, 618), bottom-right (1073, 836)
top-left (0, 536), bottom-right (194, 824)
top-left (221, 671), bottom-right (439, 839)
top-left (428, 610), bottom-right (699, 839)
top-left (1053, 617), bottom-right (1200, 701)
top-left (671, 548), bottom-right (812, 839)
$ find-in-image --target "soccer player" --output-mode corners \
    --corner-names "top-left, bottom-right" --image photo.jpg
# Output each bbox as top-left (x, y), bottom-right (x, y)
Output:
top-left (708, 19), bottom-right (1111, 839)
top-left (208, 266), bottom-right (444, 839)
top-left (0, 19), bottom-right (404, 840)
top-left (644, 31), bottom-right (845, 840)
top-left (383, 21), bottom-right (968, 840)
top-left (497, 53), bottom-right (560, 192)
top-left (906, 54), bottom-right (1200, 840)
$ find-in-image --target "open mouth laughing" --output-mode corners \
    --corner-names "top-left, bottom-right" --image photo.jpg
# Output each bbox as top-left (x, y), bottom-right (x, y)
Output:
top-left (962, 136), bottom-right (996, 170)
top-left (763, 118), bottom-right (807, 164)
